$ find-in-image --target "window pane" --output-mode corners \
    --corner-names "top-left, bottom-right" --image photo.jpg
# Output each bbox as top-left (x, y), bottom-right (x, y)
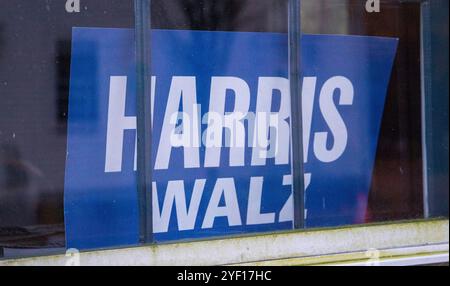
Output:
top-left (1, 0), bottom-right (448, 259)
top-left (149, 0), bottom-right (293, 242)
top-left (0, 0), bottom-right (135, 259)
top-left (64, 0), bottom-right (296, 247)
top-left (300, 0), bottom-right (448, 226)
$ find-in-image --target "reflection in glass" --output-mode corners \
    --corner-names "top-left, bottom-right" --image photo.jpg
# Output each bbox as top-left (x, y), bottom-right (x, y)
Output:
top-left (302, 0), bottom-right (426, 223)
top-left (0, 0), bottom-right (134, 259)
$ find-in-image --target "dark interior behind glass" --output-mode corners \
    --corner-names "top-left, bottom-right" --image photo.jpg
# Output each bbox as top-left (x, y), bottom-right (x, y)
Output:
top-left (0, 0), bottom-right (134, 258)
top-left (301, 0), bottom-right (424, 222)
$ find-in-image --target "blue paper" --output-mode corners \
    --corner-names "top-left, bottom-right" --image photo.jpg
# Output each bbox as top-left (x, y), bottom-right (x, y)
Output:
top-left (65, 28), bottom-right (397, 249)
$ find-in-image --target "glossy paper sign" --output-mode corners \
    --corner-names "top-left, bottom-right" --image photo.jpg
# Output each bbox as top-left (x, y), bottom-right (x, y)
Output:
top-left (65, 28), bottom-right (397, 249)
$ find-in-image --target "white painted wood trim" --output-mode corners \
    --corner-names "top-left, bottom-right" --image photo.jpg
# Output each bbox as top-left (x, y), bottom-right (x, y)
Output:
top-left (0, 219), bottom-right (448, 266)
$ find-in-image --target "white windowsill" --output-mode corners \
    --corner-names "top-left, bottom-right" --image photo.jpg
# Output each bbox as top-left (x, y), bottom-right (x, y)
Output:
top-left (0, 219), bottom-right (448, 266)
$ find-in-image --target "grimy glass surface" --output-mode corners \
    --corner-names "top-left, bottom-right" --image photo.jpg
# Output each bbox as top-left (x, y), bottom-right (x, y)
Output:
top-left (64, 0), bottom-right (295, 247)
top-left (0, 0), bottom-right (135, 259)
top-left (0, 0), bottom-right (448, 259)
top-left (147, 0), bottom-right (294, 242)
top-left (301, 0), bottom-right (427, 224)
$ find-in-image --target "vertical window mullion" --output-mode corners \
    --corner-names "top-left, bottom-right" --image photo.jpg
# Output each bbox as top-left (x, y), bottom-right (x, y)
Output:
top-left (288, 0), bottom-right (306, 229)
top-left (134, 0), bottom-right (153, 244)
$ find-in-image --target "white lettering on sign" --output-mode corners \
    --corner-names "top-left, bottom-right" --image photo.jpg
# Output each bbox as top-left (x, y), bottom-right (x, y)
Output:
top-left (156, 76), bottom-right (201, 170)
top-left (251, 77), bottom-right (290, 166)
top-left (102, 75), bottom-right (354, 230)
top-left (314, 76), bottom-right (354, 163)
top-left (204, 77), bottom-right (251, 168)
top-left (152, 179), bottom-right (205, 233)
top-left (246, 177), bottom-right (276, 225)
top-left (104, 76), bottom-right (136, 173)
top-left (202, 177), bottom-right (242, 229)
top-left (104, 75), bottom-right (354, 172)
top-left (104, 76), bottom-right (156, 173)
top-left (279, 173), bottom-right (312, 222)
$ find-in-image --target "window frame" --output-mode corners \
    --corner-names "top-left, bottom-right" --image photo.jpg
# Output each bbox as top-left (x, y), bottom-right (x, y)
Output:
top-left (0, 0), bottom-right (447, 263)
top-left (0, 219), bottom-right (447, 265)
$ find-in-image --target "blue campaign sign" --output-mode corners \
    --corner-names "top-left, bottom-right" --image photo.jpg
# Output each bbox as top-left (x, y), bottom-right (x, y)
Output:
top-left (65, 28), bottom-right (397, 250)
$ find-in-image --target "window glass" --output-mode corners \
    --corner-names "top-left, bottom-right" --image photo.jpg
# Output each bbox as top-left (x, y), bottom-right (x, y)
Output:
top-left (63, 0), bottom-right (295, 248)
top-left (149, 0), bottom-right (292, 242)
top-left (1, 0), bottom-right (448, 259)
top-left (0, 0), bottom-right (135, 259)
top-left (301, 0), bottom-right (425, 224)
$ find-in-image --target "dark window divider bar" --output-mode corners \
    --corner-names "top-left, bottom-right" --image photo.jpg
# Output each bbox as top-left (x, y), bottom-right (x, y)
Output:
top-left (134, 0), bottom-right (154, 244)
top-left (421, 0), bottom-right (450, 218)
top-left (288, 0), bottom-right (306, 229)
